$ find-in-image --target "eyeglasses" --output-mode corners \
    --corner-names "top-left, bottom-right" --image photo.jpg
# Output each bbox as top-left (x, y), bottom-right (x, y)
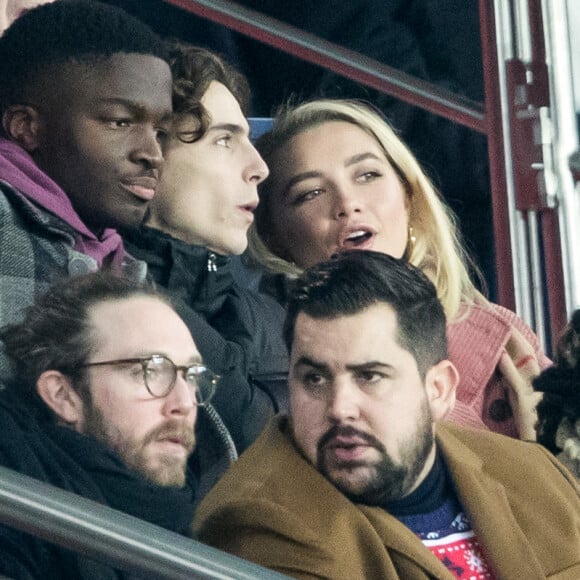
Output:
top-left (81, 354), bottom-right (219, 405)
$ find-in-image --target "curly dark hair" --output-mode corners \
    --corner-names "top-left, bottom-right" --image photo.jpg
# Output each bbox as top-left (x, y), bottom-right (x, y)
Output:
top-left (165, 40), bottom-right (251, 144)
top-left (0, 272), bottom-right (168, 414)
top-left (0, 0), bottom-right (168, 114)
top-left (533, 310), bottom-right (580, 453)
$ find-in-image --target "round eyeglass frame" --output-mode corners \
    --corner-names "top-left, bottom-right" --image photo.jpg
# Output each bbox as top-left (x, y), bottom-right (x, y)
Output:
top-left (80, 354), bottom-right (219, 405)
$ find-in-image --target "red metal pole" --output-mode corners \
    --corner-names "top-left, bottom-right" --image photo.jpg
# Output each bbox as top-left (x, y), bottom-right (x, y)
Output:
top-left (541, 211), bottom-right (567, 348)
top-left (479, 0), bottom-right (516, 309)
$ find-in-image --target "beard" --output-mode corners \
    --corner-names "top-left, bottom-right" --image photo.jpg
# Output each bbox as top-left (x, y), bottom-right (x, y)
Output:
top-left (83, 403), bottom-right (195, 488)
top-left (316, 400), bottom-right (434, 505)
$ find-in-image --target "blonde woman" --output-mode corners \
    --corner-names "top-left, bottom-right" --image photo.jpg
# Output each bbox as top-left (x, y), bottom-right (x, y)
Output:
top-left (248, 98), bottom-right (548, 440)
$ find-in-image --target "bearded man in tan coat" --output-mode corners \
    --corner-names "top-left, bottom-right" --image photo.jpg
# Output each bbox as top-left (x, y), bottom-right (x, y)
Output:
top-left (195, 251), bottom-right (580, 580)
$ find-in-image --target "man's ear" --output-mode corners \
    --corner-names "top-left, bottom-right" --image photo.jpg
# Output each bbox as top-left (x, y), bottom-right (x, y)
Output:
top-left (1, 105), bottom-right (42, 152)
top-left (36, 370), bottom-right (85, 428)
top-left (425, 360), bottom-right (459, 422)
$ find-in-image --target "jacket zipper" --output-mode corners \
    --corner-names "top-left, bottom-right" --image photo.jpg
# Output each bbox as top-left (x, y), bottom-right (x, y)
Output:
top-left (207, 252), bottom-right (217, 272)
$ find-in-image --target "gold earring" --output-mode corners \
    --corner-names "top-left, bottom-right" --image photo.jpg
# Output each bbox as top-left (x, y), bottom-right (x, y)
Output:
top-left (403, 226), bottom-right (417, 261)
top-left (407, 225), bottom-right (416, 257)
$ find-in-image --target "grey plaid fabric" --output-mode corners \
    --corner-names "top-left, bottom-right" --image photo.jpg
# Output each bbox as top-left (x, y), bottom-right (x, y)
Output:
top-left (0, 181), bottom-right (146, 384)
top-left (0, 181), bottom-right (82, 325)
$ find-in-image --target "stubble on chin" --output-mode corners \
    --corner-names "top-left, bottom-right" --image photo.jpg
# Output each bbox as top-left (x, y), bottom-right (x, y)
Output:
top-left (83, 405), bottom-right (195, 488)
top-left (138, 446), bottom-right (189, 488)
top-left (316, 428), bottom-right (398, 504)
top-left (315, 422), bottom-right (432, 506)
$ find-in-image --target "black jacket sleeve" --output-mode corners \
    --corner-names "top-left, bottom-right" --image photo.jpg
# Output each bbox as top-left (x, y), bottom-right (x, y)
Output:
top-left (171, 298), bottom-right (277, 452)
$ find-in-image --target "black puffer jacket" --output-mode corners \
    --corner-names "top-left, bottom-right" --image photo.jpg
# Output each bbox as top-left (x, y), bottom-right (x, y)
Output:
top-left (122, 225), bottom-right (289, 453)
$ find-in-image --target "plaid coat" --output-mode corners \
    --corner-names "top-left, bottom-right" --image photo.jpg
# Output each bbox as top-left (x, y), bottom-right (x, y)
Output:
top-left (0, 181), bottom-right (145, 381)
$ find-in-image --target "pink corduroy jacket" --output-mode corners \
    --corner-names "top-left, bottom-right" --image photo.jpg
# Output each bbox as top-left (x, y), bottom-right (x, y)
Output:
top-left (447, 302), bottom-right (551, 438)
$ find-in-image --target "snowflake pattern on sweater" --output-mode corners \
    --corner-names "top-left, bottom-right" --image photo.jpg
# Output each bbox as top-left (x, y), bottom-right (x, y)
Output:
top-left (419, 513), bottom-right (496, 579)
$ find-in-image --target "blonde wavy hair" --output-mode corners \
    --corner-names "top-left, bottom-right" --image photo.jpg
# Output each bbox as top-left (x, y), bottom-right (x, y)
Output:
top-left (248, 99), bottom-right (482, 320)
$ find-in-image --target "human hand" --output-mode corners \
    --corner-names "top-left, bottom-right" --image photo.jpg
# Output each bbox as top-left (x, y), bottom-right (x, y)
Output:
top-left (498, 326), bottom-right (543, 440)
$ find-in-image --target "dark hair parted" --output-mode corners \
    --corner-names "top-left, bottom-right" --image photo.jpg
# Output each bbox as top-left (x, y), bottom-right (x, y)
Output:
top-left (165, 41), bottom-right (251, 144)
top-left (0, 272), bottom-right (167, 409)
top-left (0, 0), bottom-right (168, 113)
top-left (284, 250), bottom-right (448, 378)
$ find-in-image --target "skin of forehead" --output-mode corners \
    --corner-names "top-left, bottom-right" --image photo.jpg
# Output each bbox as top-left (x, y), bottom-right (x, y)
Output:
top-left (87, 296), bottom-right (198, 363)
top-left (25, 53), bottom-right (172, 113)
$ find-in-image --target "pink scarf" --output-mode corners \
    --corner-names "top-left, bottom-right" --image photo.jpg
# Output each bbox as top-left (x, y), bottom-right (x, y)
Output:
top-left (0, 138), bottom-right (126, 270)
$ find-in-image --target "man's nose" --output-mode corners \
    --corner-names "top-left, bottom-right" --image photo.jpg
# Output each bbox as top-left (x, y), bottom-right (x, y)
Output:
top-left (243, 142), bottom-right (269, 185)
top-left (131, 126), bottom-right (164, 170)
top-left (326, 380), bottom-right (360, 423)
top-left (163, 374), bottom-right (196, 417)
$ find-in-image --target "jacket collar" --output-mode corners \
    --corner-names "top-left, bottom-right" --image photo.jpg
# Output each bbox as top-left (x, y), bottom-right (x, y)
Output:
top-left (434, 424), bottom-right (546, 578)
top-left (273, 418), bottom-right (546, 579)
top-left (0, 139), bottom-right (126, 269)
top-left (121, 225), bottom-right (234, 315)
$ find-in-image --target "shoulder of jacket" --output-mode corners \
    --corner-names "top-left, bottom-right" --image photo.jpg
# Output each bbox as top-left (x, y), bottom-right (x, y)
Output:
top-left (0, 181), bottom-right (76, 237)
top-left (197, 417), bottom-right (358, 530)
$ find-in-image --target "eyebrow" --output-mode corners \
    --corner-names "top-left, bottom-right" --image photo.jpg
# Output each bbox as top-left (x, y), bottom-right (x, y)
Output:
top-left (293, 356), bottom-right (329, 372)
top-left (133, 352), bottom-right (204, 365)
top-left (206, 122), bottom-right (249, 136)
top-left (293, 356), bottom-right (393, 373)
top-left (186, 355), bottom-right (204, 366)
top-left (345, 152), bottom-right (382, 166)
top-left (345, 361), bottom-right (394, 373)
top-left (282, 151), bottom-right (384, 196)
top-left (96, 98), bottom-right (172, 123)
top-left (283, 171), bottom-right (323, 196)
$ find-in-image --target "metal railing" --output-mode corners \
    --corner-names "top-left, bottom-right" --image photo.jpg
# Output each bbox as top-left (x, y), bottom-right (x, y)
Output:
top-left (0, 466), bottom-right (288, 579)
top-left (165, 0), bottom-right (485, 132)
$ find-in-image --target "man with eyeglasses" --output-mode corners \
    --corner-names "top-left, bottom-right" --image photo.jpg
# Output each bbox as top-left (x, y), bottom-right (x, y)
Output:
top-left (0, 272), bottom-right (232, 579)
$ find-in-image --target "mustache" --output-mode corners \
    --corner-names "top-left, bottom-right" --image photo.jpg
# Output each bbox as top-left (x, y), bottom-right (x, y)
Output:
top-left (318, 424), bottom-right (385, 453)
top-left (144, 420), bottom-right (196, 453)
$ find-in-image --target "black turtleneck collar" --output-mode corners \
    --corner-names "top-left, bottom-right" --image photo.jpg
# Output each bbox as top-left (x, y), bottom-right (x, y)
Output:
top-left (382, 449), bottom-right (450, 517)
